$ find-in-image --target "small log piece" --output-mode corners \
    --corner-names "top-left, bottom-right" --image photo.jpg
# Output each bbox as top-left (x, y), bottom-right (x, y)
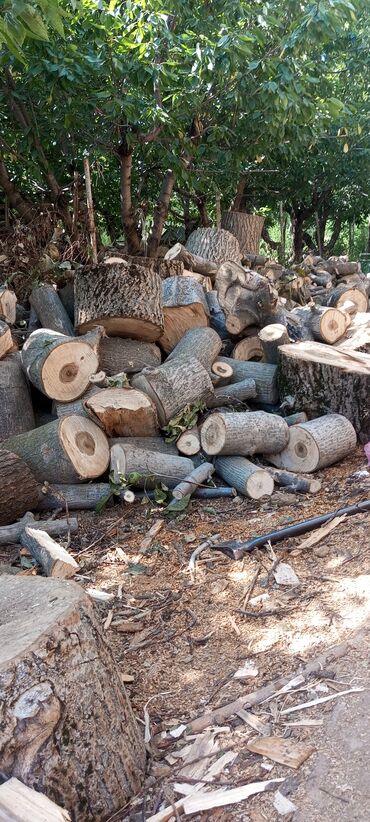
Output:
top-left (172, 462), bottom-right (214, 500)
top-left (110, 443), bottom-right (193, 488)
top-left (21, 327), bottom-right (102, 401)
top-left (37, 483), bottom-right (114, 512)
top-left (268, 414), bottom-right (357, 472)
top-left (232, 335), bottom-right (265, 362)
top-left (30, 285), bottom-right (75, 336)
top-left (0, 512), bottom-right (78, 546)
top-left (264, 466), bottom-right (321, 494)
top-left (307, 306), bottom-right (348, 344)
top-left (182, 270), bottom-right (213, 291)
top-left (0, 321), bottom-right (14, 360)
top-left (110, 436), bottom-right (178, 454)
top-left (284, 412), bottom-right (309, 426)
top-left (216, 261), bottom-right (277, 334)
top-left (258, 324), bottom-right (289, 364)
top-left (218, 357), bottom-right (278, 404)
top-left (84, 387), bottom-right (159, 437)
top-left (0, 286), bottom-right (17, 325)
top-left (20, 526), bottom-right (78, 578)
top-left (206, 378), bottom-right (257, 408)
top-left (99, 338), bottom-right (161, 375)
top-left (132, 357), bottom-right (214, 426)
top-left (211, 361), bottom-right (233, 386)
top-left (200, 411), bottom-right (289, 456)
top-left (0, 353), bottom-right (35, 441)
top-left (185, 227), bottom-right (241, 265)
top-left (58, 281), bottom-right (74, 321)
top-left (164, 243), bottom-right (217, 277)
top-left (167, 327), bottom-right (222, 370)
top-left (325, 284), bottom-right (368, 312)
top-left (160, 276), bottom-right (210, 354)
top-left (0, 777), bottom-right (71, 822)
top-left (215, 456), bottom-right (274, 499)
top-left (54, 384), bottom-right (102, 420)
top-left (176, 427), bottom-right (201, 455)
top-left (0, 449), bottom-right (40, 525)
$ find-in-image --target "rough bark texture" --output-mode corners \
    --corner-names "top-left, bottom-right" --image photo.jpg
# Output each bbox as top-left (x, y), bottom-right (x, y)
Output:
top-left (99, 337), bottom-right (161, 375)
top-left (221, 212), bottom-right (265, 255)
top-left (164, 243), bottom-right (217, 277)
top-left (167, 327), bottom-right (222, 370)
top-left (215, 456), bottom-right (274, 499)
top-left (37, 483), bottom-right (113, 512)
top-left (21, 328), bottom-right (101, 402)
top-left (30, 285), bottom-right (75, 337)
top-left (110, 443), bottom-right (193, 488)
top-left (185, 227), bottom-right (241, 265)
top-left (0, 321), bottom-right (14, 360)
top-left (200, 411), bottom-right (289, 456)
top-left (206, 291), bottom-right (228, 339)
top-left (206, 378), bottom-right (257, 408)
top-left (132, 356), bottom-right (214, 426)
top-left (258, 324), bottom-right (290, 364)
top-left (20, 527), bottom-right (78, 578)
top-left (110, 436), bottom-right (178, 455)
top-left (278, 341), bottom-right (370, 435)
top-left (264, 466), bottom-right (321, 494)
top-left (58, 282), bottom-right (74, 321)
top-left (84, 387), bottom-right (159, 437)
top-left (54, 385), bottom-right (102, 420)
top-left (0, 353), bottom-right (35, 441)
top-left (269, 414), bottom-right (357, 472)
top-left (103, 253), bottom-right (184, 279)
top-left (0, 576), bottom-right (145, 821)
top-left (74, 262), bottom-right (164, 340)
top-left (172, 462), bottom-right (214, 500)
top-left (160, 276), bottom-right (210, 354)
top-left (218, 357), bottom-right (278, 404)
top-left (215, 261), bottom-right (277, 333)
top-left (0, 449), bottom-right (40, 525)
top-left (147, 169), bottom-right (175, 258)
top-left (0, 513), bottom-right (78, 546)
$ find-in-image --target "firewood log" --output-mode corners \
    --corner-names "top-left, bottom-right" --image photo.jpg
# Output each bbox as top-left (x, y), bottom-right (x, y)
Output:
top-left (54, 384), bottom-right (102, 419)
top-left (268, 414), bottom-right (357, 472)
top-left (0, 449), bottom-right (40, 525)
top-left (3, 416), bottom-right (110, 483)
top-left (0, 512), bottom-right (78, 546)
top-left (0, 778), bottom-right (71, 822)
top-left (160, 276), bottom-right (210, 353)
top-left (185, 227), bottom-right (241, 265)
top-left (215, 261), bottom-right (277, 334)
top-left (264, 466), bottom-right (321, 494)
top-left (30, 284), bottom-right (75, 336)
top-left (110, 442), bottom-right (193, 488)
top-left (0, 576), bottom-right (145, 818)
top-left (172, 462), bottom-right (214, 500)
top-left (0, 321), bottom-right (14, 360)
top-left (21, 326), bottom-right (102, 401)
top-left (218, 356), bottom-right (278, 404)
top-left (164, 243), bottom-right (217, 277)
top-left (74, 261), bottom-right (164, 340)
top-left (99, 338), bottom-right (161, 375)
top-left (182, 270), bottom-right (213, 291)
top-left (210, 360), bottom-right (233, 385)
top-left (0, 353), bottom-right (35, 441)
top-left (83, 387), bottom-right (159, 437)
top-left (200, 410), bottom-right (289, 456)
top-left (0, 286), bottom-right (16, 325)
top-left (284, 412), bottom-right (308, 426)
top-left (132, 357), bottom-right (214, 426)
top-left (103, 252), bottom-right (184, 279)
top-left (242, 253), bottom-right (269, 269)
top-left (278, 341), bottom-right (370, 434)
top-left (176, 426), bottom-right (201, 455)
top-left (306, 306), bottom-right (348, 343)
top-left (325, 284), bottom-right (368, 312)
top-left (335, 312), bottom-right (370, 351)
top-left (110, 436), bottom-right (178, 454)
top-left (215, 456), bottom-right (274, 499)
top-left (258, 324), bottom-right (290, 364)
top-left (167, 327), bottom-right (222, 370)
top-left (221, 211), bottom-right (264, 255)
top-left (206, 378), bottom-right (257, 408)
top-left (20, 526), bottom-right (78, 578)
top-left (205, 290), bottom-right (228, 339)
top-left (37, 483), bottom-right (114, 512)
top-left (232, 332), bottom-right (265, 362)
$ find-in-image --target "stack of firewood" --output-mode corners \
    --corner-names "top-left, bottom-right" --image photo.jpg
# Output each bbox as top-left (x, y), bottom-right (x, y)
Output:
top-left (0, 225), bottom-right (369, 533)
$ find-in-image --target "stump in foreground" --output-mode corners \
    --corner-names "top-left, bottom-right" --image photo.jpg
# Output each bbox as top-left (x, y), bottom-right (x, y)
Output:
top-left (0, 576), bottom-right (145, 821)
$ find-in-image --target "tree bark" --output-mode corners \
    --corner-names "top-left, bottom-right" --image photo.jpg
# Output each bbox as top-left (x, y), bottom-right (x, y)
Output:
top-left (232, 175), bottom-right (246, 211)
top-left (37, 483), bottom-right (114, 512)
top-left (172, 462), bottom-right (214, 500)
top-left (269, 414), bottom-right (357, 472)
top-left (160, 276), bottom-right (210, 353)
top-left (54, 384), bottom-right (101, 420)
top-left (206, 378), bottom-right (257, 408)
top-left (167, 326), bottom-right (222, 369)
top-left (0, 513), bottom-right (78, 546)
top-left (205, 291), bottom-right (228, 339)
top-left (30, 285), bottom-right (75, 337)
top-left (119, 148), bottom-right (141, 255)
top-left (0, 160), bottom-right (36, 224)
top-left (164, 243), bottom-right (217, 277)
top-left (21, 327), bottom-right (101, 401)
top-left (0, 353), bottom-right (35, 441)
top-left (110, 442), bottom-right (193, 487)
top-left (264, 466), bottom-right (321, 494)
top-left (83, 155), bottom-right (98, 264)
top-left (84, 386), bottom-right (159, 437)
top-left (99, 337), bottom-right (161, 375)
top-left (200, 411), bottom-right (289, 456)
top-left (0, 575), bottom-right (145, 820)
top-left (218, 357), bottom-right (278, 404)
top-left (0, 449), bottom-right (40, 525)
top-left (258, 324), bottom-right (289, 364)
top-left (185, 227), bottom-right (241, 265)
top-left (215, 456), bottom-right (274, 499)
top-left (147, 170), bottom-right (175, 258)
top-left (132, 357), bottom-right (214, 426)
top-left (221, 212), bottom-right (264, 255)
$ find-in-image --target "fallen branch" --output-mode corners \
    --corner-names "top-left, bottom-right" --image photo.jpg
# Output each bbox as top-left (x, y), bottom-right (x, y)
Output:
top-left (0, 512), bottom-right (78, 546)
top-left (188, 533), bottom-right (222, 582)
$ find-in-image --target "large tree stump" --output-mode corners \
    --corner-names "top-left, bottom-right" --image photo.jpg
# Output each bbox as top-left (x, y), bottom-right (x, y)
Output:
top-left (0, 576), bottom-right (145, 820)
top-left (0, 353), bottom-right (35, 441)
top-left (268, 414), bottom-right (357, 472)
top-left (74, 262), bottom-right (163, 340)
top-left (215, 456), bottom-right (273, 498)
top-left (99, 338), bottom-right (161, 375)
top-left (102, 252), bottom-right (184, 279)
top-left (278, 341), bottom-right (370, 435)
top-left (110, 442), bottom-right (193, 488)
top-left (160, 276), bottom-right (210, 353)
top-left (21, 327), bottom-right (102, 401)
top-left (200, 411), bottom-right (289, 456)
top-left (215, 261), bottom-right (277, 334)
top-left (30, 285), bottom-right (75, 337)
top-left (0, 449), bottom-right (40, 525)
top-left (218, 356), bottom-right (278, 404)
top-left (3, 416), bottom-right (110, 483)
top-left (84, 387), bottom-right (159, 437)
top-left (221, 212), bottom-right (264, 255)
top-left (132, 357), bottom-right (214, 426)
top-left (185, 227), bottom-right (241, 265)
top-left (164, 243), bottom-right (217, 278)
top-left (167, 327), bottom-right (222, 370)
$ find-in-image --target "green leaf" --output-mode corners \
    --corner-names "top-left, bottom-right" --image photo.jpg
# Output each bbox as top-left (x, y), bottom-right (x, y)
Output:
top-left (20, 6), bottom-right (49, 40)
top-left (164, 494), bottom-right (191, 514)
top-left (95, 492), bottom-right (112, 513)
top-left (127, 562), bottom-right (147, 575)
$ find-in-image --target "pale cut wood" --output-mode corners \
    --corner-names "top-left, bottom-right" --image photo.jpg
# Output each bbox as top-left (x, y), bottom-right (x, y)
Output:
top-left (335, 312), bottom-right (370, 351)
top-left (206, 378), bottom-right (257, 408)
top-left (74, 261), bottom-right (164, 340)
top-left (172, 462), bottom-right (214, 500)
top-left (0, 449), bottom-right (40, 525)
top-left (0, 576), bottom-right (145, 819)
top-left (200, 411), bottom-right (289, 456)
top-left (30, 284), bottom-right (75, 336)
top-left (20, 526), bottom-right (78, 578)
top-left (0, 513), bottom-right (78, 546)
top-left (0, 778), bottom-right (70, 822)
top-left (84, 387), bottom-right (159, 437)
top-left (232, 335), bottom-right (265, 362)
top-left (221, 211), bottom-right (264, 255)
top-left (0, 286), bottom-right (16, 325)
top-left (54, 384), bottom-right (101, 420)
top-left (264, 466), bottom-right (321, 494)
top-left (160, 276), bottom-right (210, 354)
top-left (0, 353), bottom-right (35, 441)
top-left (211, 361), bottom-right (233, 386)
top-left (183, 779), bottom-right (284, 815)
top-left (0, 320), bottom-right (13, 359)
top-left (164, 242), bottom-right (217, 277)
top-left (258, 324), bottom-right (289, 364)
top-left (326, 284), bottom-right (368, 312)
top-left (268, 414), bottom-right (357, 473)
top-left (132, 357), bottom-right (214, 426)
top-left (218, 356), bottom-right (278, 404)
top-left (21, 327), bottom-right (102, 401)
top-left (4, 416), bottom-right (110, 483)
top-left (247, 737), bottom-right (315, 769)
top-left (167, 326), bottom-right (221, 370)
top-left (215, 457), bottom-right (274, 499)
top-left (176, 427), bottom-right (201, 456)
top-left (99, 337), bottom-right (161, 375)
top-left (110, 443), bottom-right (193, 488)
top-left (185, 227), bottom-right (241, 265)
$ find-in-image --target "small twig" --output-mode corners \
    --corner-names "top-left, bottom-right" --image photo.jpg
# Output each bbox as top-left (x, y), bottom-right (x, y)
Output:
top-left (240, 566), bottom-right (260, 612)
top-left (76, 513), bottom-right (130, 556)
top-left (188, 533), bottom-right (221, 581)
top-left (237, 607), bottom-right (296, 618)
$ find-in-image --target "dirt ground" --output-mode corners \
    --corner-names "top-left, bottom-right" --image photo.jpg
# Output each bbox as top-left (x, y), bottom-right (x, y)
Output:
top-left (29, 446), bottom-right (370, 820)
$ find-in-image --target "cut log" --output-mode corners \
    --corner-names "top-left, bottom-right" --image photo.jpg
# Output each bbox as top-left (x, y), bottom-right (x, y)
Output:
top-left (325, 284), bottom-right (368, 312)
top-left (215, 261), bottom-right (277, 333)
top-left (84, 386), bottom-right (159, 437)
top-left (258, 324), bottom-right (290, 364)
top-left (335, 312), bottom-right (370, 351)
top-left (182, 269), bottom-right (213, 291)
top-left (0, 321), bottom-right (14, 360)
top-left (30, 285), bottom-right (75, 336)
top-left (0, 449), bottom-right (40, 525)
top-left (164, 243), bottom-right (217, 277)
top-left (21, 327), bottom-right (102, 401)
top-left (268, 414), bottom-right (357, 473)
top-left (132, 357), bottom-right (214, 426)
top-left (206, 378), bottom-right (257, 408)
top-left (58, 281), bottom-right (74, 321)
top-left (176, 427), bottom-right (201, 455)
top-left (0, 286), bottom-right (16, 325)
top-left (211, 360), bottom-right (234, 385)
top-left (110, 443), bottom-right (193, 488)
top-left (37, 483), bottom-right (114, 512)
top-left (3, 416), bottom-right (110, 483)
top-left (232, 335), bottom-right (265, 362)
top-left (172, 462), bottom-right (214, 500)
top-left (285, 412), bottom-right (308, 426)
top-left (221, 212), bottom-right (265, 255)
top-left (215, 457), bottom-right (274, 499)
top-left (0, 353), bottom-right (35, 441)
top-left (200, 411), bottom-right (289, 456)
top-left (110, 436), bottom-right (178, 454)
top-left (264, 466), bottom-right (321, 494)
top-left (102, 252), bottom-right (184, 279)
top-left (54, 384), bottom-right (102, 420)
top-left (160, 276), bottom-right (210, 354)
top-left (306, 306), bottom-right (348, 344)
top-left (278, 341), bottom-right (370, 434)
top-left (0, 778), bottom-right (71, 822)
top-left (167, 327), bottom-right (222, 370)
top-left (99, 337), bottom-right (161, 375)
top-left (74, 261), bottom-right (163, 340)
top-left (20, 526), bottom-right (78, 578)
top-left (0, 513), bottom-right (78, 546)
top-left (0, 576), bottom-right (145, 819)
top-left (218, 357), bottom-right (278, 404)
top-left (185, 227), bottom-right (241, 265)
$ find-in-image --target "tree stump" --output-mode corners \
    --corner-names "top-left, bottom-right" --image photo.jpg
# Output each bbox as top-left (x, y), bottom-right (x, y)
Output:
top-left (167, 327), bottom-right (222, 370)
top-left (215, 456), bottom-right (274, 498)
top-left (0, 576), bottom-right (145, 820)
top-left (21, 327), bottom-right (102, 401)
top-left (221, 212), bottom-right (264, 255)
top-left (218, 357), bottom-right (278, 404)
top-left (160, 276), bottom-right (210, 354)
top-left (278, 341), bottom-right (370, 435)
top-left (0, 321), bottom-right (14, 360)
top-left (132, 357), bottom-right (214, 426)
top-left (99, 338), bottom-right (161, 375)
top-left (110, 442), bottom-right (193, 488)
top-left (84, 387), bottom-right (159, 437)
top-left (102, 252), bottom-right (184, 279)
top-left (0, 353), bottom-right (35, 441)
top-left (185, 227), bottom-right (241, 265)
top-left (268, 414), bottom-right (357, 472)
top-left (200, 411), bottom-right (289, 456)
top-left (0, 449), bottom-right (40, 525)
top-left (74, 262), bottom-right (163, 340)
top-left (258, 324), bottom-right (290, 363)
top-left (30, 285), bottom-right (75, 337)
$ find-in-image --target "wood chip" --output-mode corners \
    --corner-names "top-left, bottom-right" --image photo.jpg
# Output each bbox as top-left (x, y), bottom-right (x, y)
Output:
top-left (280, 686), bottom-right (364, 715)
top-left (121, 673), bottom-right (135, 683)
top-left (247, 736), bottom-right (315, 769)
top-left (237, 709), bottom-right (270, 734)
top-left (103, 609), bottom-right (113, 630)
top-left (298, 514), bottom-right (347, 550)
top-left (274, 790), bottom-right (297, 815)
top-left (114, 620), bottom-right (144, 633)
top-left (182, 779), bottom-right (285, 814)
top-left (178, 731), bottom-right (220, 779)
top-left (234, 659), bottom-right (259, 679)
top-left (273, 563), bottom-right (300, 586)
top-left (140, 519), bottom-right (165, 552)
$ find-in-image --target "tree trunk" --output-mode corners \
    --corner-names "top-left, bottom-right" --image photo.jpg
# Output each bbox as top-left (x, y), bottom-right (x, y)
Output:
top-left (21, 327), bottom-right (101, 401)
top-left (0, 321), bottom-right (15, 360)
top-left (221, 212), bottom-right (264, 255)
top-left (0, 353), bottom-right (35, 441)
top-left (132, 357), bottom-right (214, 426)
top-left (0, 575), bottom-right (145, 820)
top-left (83, 155), bottom-right (98, 264)
top-left (20, 526), bottom-right (78, 579)
top-left (215, 456), bottom-right (274, 499)
top-left (110, 435), bottom-right (178, 454)
top-left (176, 426), bottom-right (201, 456)
top-left (292, 212), bottom-right (305, 262)
top-left (324, 216), bottom-right (342, 256)
top-left (110, 442), bottom-right (193, 488)
top-left (0, 777), bottom-right (71, 822)
top-left (75, 262), bottom-right (163, 341)
top-left (0, 160), bottom-right (37, 224)
top-left (119, 149), bottom-right (141, 255)
top-left (164, 243), bottom-right (217, 277)
top-left (232, 175), bottom-right (246, 211)
top-left (160, 276), bottom-right (210, 353)
top-left (172, 462), bottom-right (214, 500)
top-left (200, 410), bottom-right (289, 456)
top-left (215, 261), bottom-right (277, 334)
top-left (185, 228), bottom-right (241, 265)
top-left (30, 285), bottom-right (75, 337)
top-left (258, 324), bottom-right (290, 364)
top-left (3, 416), bottom-right (109, 483)
top-left (232, 335), bottom-right (265, 362)
top-left (147, 170), bottom-right (175, 258)
top-left (84, 386), bottom-right (159, 437)
top-left (278, 340), bottom-right (370, 435)
top-left (218, 357), bottom-right (278, 404)
top-left (269, 414), bottom-right (357, 472)
top-left (99, 337), bottom-right (161, 375)
top-left (206, 378), bottom-right (257, 408)
top-left (167, 327), bottom-right (222, 370)
top-left (0, 449), bottom-right (40, 525)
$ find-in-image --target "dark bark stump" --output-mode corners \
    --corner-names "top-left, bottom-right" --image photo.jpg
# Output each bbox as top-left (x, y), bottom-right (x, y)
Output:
top-left (221, 212), bottom-right (264, 255)
top-left (0, 353), bottom-right (35, 441)
top-left (185, 227), bottom-right (241, 265)
top-left (0, 449), bottom-right (40, 525)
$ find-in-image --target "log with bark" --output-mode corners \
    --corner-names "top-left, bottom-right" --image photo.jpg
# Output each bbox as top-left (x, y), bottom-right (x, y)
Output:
top-left (268, 414), bottom-right (357, 472)
top-left (0, 512), bottom-right (78, 546)
top-left (160, 276), bottom-right (210, 353)
top-left (164, 243), bottom-right (217, 277)
top-left (258, 324), bottom-right (290, 364)
top-left (335, 312), bottom-right (370, 352)
top-left (0, 353), bottom-right (35, 441)
top-left (20, 526), bottom-right (78, 578)
top-left (176, 426), bottom-right (201, 455)
top-left (325, 284), bottom-right (368, 312)
top-left (218, 357), bottom-right (278, 404)
top-left (167, 326), bottom-right (222, 370)
top-left (205, 290), bottom-right (228, 339)
top-left (182, 269), bottom-right (213, 291)
top-left (211, 360), bottom-right (234, 385)
top-left (0, 778), bottom-right (71, 822)
top-left (103, 252), bottom-right (184, 279)
top-left (185, 227), bottom-right (241, 265)
top-left (232, 333), bottom-right (265, 362)
top-left (110, 435), bottom-right (178, 454)
top-left (200, 411), bottom-right (289, 456)
top-left (132, 357), bottom-right (214, 426)
top-left (215, 456), bottom-right (274, 499)
top-left (3, 416), bottom-right (110, 483)
top-left (0, 320), bottom-right (14, 359)
top-left (215, 261), bottom-right (279, 334)
top-left (30, 284), bottom-right (75, 336)
top-left (264, 465), bottom-right (321, 494)
top-left (0, 286), bottom-right (16, 325)
top-left (171, 462), bottom-right (214, 500)
top-left (21, 326), bottom-right (102, 401)
top-left (99, 337), bottom-right (161, 375)
top-left (0, 575), bottom-right (145, 820)
top-left (278, 341), bottom-right (370, 434)
top-left (206, 378), bottom-right (257, 408)
top-left (37, 483), bottom-right (114, 512)
top-left (221, 212), bottom-right (265, 255)
top-left (74, 261), bottom-right (164, 340)
top-left (83, 386), bottom-right (159, 437)
top-left (298, 306), bottom-right (348, 344)
top-left (0, 449), bottom-right (40, 525)
top-left (110, 442), bottom-right (193, 488)
top-left (54, 384), bottom-right (102, 419)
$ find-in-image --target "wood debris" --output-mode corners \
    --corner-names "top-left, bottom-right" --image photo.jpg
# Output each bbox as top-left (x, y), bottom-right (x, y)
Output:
top-left (247, 735), bottom-right (316, 769)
